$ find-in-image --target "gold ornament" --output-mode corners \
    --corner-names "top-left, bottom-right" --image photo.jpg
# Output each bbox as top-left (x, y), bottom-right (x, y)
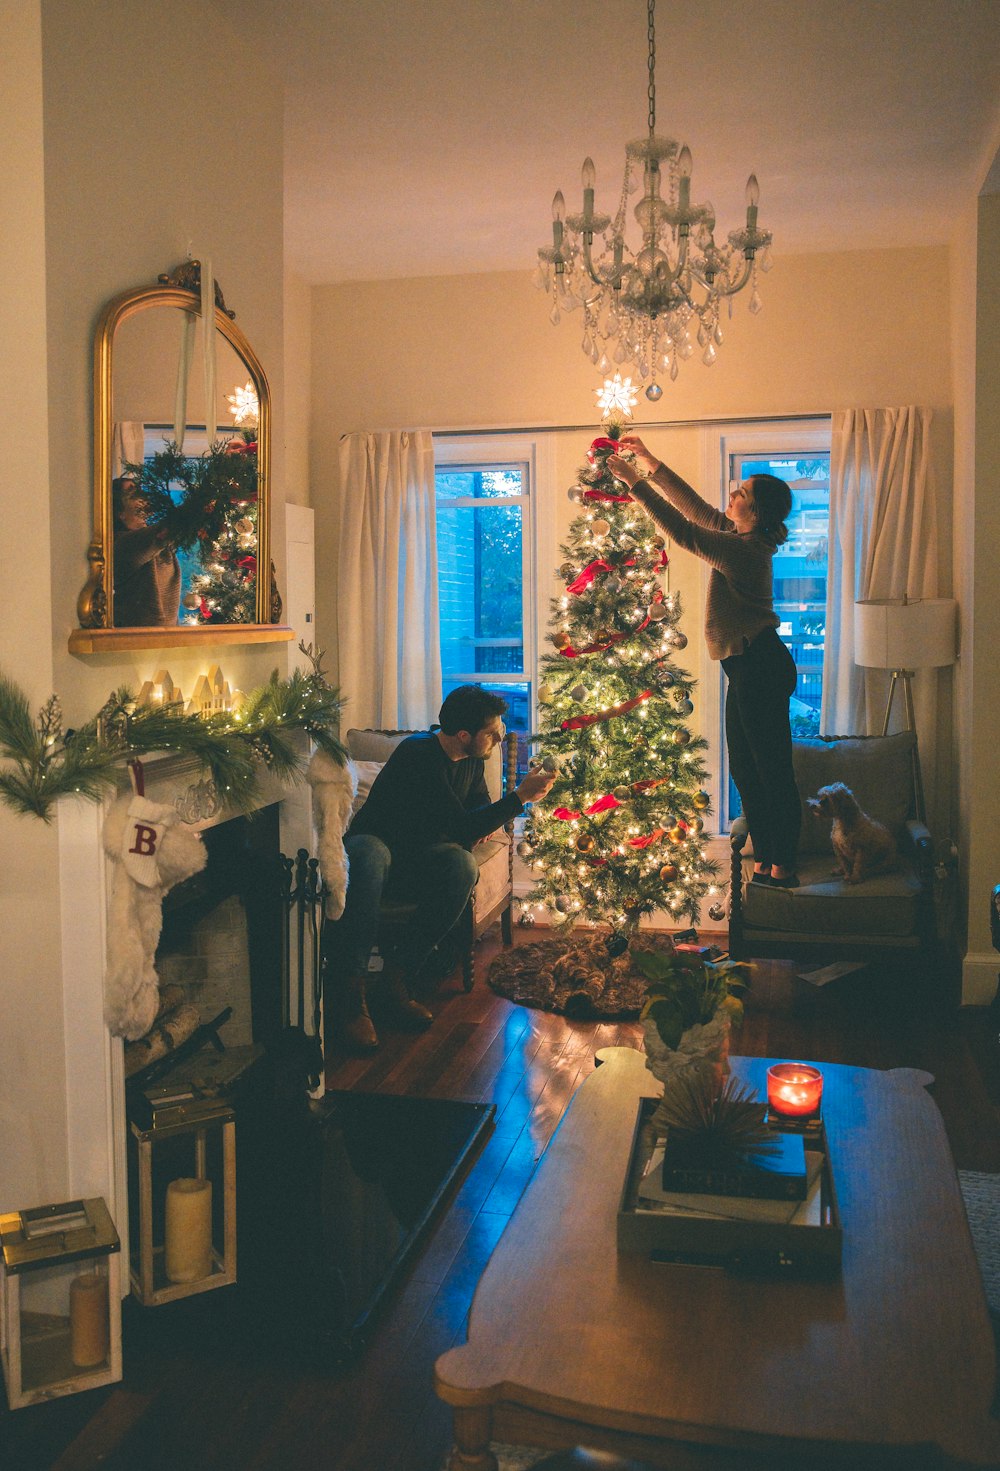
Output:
top-left (668, 824), bottom-right (686, 844)
top-left (659, 863), bottom-right (679, 882)
top-left (672, 727), bottom-right (691, 747)
top-left (612, 785), bottom-right (630, 801)
top-left (235, 516), bottom-right (254, 535)
top-left (671, 631), bottom-right (689, 651)
top-left (538, 684), bottom-right (554, 704)
top-left (689, 816), bottom-right (704, 834)
top-left (576, 834), bottom-right (595, 854)
top-left (591, 517), bottom-right (611, 537)
top-left (693, 791), bottom-right (711, 810)
top-left (551, 631), bottom-right (571, 650)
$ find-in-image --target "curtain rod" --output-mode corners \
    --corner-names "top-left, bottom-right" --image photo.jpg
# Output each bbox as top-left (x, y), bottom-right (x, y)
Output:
top-left (431, 412), bottom-right (830, 438)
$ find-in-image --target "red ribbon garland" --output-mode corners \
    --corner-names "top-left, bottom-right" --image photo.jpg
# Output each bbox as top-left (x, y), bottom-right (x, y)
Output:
top-left (583, 487), bottom-right (632, 504)
top-left (566, 559), bottom-right (611, 596)
top-left (561, 690), bottom-right (652, 730)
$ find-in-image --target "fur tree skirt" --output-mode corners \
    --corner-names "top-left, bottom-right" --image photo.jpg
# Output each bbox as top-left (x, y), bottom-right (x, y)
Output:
top-left (487, 932), bottom-right (676, 1019)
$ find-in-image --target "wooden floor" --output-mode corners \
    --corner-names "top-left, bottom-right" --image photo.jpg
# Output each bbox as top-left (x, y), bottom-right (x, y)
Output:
top-left (4, 931), bottom-right (1000, 1471)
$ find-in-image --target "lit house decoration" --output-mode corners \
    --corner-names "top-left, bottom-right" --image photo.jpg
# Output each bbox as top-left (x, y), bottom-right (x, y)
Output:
top-left (136, 670), bottom-right (185, 710)
top-left (535, 0), bottom-right (772, 399)
top-left (185, 665), bottom-right (242, 719)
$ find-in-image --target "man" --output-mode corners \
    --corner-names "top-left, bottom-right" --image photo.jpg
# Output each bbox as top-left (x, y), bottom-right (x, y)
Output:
top-left (329, 686), bottom-right (556, 1052)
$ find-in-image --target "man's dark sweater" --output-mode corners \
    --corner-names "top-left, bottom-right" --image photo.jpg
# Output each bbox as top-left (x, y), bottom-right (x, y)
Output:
top-left (347, 732), bottom-right (523, 872)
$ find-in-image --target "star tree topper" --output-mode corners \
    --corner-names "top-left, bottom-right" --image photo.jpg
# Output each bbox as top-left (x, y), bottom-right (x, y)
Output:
top-left (595, 372), bottom-right (638, 426)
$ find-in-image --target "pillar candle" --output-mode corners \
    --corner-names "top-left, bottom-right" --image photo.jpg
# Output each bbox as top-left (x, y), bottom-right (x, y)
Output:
top-left (164, 1177), bottom-right (213, 1283)
top-left (69, 1271), bottom-right (109, 1367)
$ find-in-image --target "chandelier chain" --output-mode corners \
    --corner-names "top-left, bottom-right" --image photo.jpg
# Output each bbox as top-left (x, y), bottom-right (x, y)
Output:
top-left (647, 0), bottom-right (656, 136)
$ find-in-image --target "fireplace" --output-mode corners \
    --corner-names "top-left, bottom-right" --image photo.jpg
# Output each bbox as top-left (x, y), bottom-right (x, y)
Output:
top-left (153, 804), bottom-right (286, 1055)
top-left (72, 748), bottom-right (318, 1273)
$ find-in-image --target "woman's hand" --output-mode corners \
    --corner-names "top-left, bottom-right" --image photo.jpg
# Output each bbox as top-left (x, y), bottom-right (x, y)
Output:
top-left (617, 436), bottom-right (661, 477)
top-left (606, 454), bottom-right (643, 490)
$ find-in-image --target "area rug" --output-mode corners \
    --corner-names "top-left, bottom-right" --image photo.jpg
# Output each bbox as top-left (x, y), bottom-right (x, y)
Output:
top-left (439, 1447), bottom-right (549, 1471)
top-left (487, 933), bottom-right (676, 1018)
top-left (959, 1170), bottom-right (1000, 1317)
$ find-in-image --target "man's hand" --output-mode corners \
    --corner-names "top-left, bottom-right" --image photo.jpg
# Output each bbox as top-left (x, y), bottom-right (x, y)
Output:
top-left (516, 766), bottom-right (557, 805)
top-left (617, 435), bottom-right (661, 477)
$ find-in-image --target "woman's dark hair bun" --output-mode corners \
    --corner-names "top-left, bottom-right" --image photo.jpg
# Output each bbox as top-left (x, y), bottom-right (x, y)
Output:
top-left (749, 473), bottom-right (792, 546)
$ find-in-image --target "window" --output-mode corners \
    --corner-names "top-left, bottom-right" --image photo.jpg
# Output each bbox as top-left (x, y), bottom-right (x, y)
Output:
top-left (434, 452), bottom-right (533, 775)
top-left (719, 432), bottom-right (831, 825)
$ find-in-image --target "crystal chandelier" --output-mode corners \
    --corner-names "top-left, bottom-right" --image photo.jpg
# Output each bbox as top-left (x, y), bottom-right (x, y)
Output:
top-left (535, 0), bottom-right (773, 400)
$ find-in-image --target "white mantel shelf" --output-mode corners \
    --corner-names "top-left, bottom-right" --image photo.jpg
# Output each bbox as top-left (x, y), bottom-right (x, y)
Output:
top-left (68, 624), bottom-right (294, 654)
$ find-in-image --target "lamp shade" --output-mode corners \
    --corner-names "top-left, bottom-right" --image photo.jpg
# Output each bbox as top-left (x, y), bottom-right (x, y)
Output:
top-left (854, 598), bottom-right (957, 670)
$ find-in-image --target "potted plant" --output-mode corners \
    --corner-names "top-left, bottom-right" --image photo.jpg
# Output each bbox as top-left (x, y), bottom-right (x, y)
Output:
top-left (634, 947), bottom-right (763, 1143)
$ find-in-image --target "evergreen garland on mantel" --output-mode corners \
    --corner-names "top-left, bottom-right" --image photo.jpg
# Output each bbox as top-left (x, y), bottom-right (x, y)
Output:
top-left (0, 648), bottom-right (346, 822)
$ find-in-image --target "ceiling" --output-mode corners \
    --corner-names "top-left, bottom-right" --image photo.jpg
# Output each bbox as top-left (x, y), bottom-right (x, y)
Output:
top-left (213, 0), bottom-right (1000, 285)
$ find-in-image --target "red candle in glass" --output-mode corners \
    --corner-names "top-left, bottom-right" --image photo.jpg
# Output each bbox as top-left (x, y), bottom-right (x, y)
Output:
top-left (767, 1063), bottom-right (823, 1118)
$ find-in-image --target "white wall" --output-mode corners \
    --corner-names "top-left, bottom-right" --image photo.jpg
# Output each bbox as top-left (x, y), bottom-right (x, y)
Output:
top-left (958, 188), bottom-right (1000, 1002)
top-left (0, 0), bottom-right (65, 1207)
top-left (0, 0), bottom-right (288, 1211)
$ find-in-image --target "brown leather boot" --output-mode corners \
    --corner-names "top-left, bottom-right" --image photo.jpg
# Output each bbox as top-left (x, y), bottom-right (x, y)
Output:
top-left (384, 973), bottom-right (433, 1030)
top-left (341, 975), bottom-right (378, 1053)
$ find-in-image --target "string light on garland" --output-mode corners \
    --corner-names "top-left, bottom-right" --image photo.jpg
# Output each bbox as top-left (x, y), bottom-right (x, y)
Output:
top-left (0, 643), bottom-right (344, 823)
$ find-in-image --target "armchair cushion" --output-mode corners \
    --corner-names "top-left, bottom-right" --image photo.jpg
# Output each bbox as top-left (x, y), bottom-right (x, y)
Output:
top-left (793, 731), bottom-right (916, 857)
top-left (743, 856), bottom-right (923, 937)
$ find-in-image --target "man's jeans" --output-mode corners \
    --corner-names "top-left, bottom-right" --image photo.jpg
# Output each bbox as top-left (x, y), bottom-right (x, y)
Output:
top-left (327, 834), bottom-right (479, 985)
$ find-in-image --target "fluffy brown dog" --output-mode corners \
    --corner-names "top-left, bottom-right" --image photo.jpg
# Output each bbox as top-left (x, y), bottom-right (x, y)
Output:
top-left (807, 782), bottom-right (896, 883)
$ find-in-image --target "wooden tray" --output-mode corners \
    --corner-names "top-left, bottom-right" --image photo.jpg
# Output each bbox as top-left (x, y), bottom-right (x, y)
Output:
top-left (617, 1098), bottom-right (842, 1278)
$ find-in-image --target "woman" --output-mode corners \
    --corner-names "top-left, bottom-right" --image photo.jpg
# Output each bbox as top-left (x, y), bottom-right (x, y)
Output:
top-left (112, 476), bottom-right (181, 628)
top-left (606, 437), bottom-right (801, 887)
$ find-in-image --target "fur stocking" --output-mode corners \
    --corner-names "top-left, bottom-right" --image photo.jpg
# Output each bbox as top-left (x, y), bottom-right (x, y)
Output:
top-left (306, 750), bottom-right (357, 920)
top-left (103, 794), bottom-right (207, 1040)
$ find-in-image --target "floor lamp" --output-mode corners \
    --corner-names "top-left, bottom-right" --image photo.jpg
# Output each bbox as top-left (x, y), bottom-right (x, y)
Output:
top-left (854, 596), bottom-right (957, 822)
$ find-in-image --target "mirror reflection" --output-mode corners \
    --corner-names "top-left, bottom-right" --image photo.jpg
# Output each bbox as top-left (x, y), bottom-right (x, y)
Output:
top-left (75, 265), bottom-right (281, 645)
top-left (110, 311), bottom-right (261, 628)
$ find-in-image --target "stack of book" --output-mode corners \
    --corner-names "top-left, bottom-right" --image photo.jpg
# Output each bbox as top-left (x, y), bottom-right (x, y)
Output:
top-left (639, 1133), bottom-right (825, 1225)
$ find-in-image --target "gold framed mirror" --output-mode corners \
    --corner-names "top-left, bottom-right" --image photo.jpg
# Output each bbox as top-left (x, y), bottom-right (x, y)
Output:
top-left (71, 262), bottom-right (289, 652)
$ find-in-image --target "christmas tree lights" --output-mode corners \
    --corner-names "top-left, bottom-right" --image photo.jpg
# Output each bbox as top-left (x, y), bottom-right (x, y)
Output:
top-left (521, 405), bottom-right (719, 950)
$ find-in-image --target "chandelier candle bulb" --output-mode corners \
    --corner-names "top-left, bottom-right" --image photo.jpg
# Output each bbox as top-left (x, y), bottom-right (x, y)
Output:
top-left (767, 1064), bottom-right (824, 1119)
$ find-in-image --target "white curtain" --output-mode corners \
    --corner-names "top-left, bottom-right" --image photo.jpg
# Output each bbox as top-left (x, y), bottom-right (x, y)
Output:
top-left (821, 406), bottom-right (944, 811)
top-left (111, 421), bottom-right (145, 479)
top-left (337, 430), bottom-right (442, 731)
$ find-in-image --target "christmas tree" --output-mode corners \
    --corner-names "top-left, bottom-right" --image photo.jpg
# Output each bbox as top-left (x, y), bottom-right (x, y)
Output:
top-left (183, 383), bottom-right (260, 624)
top-left (520, 377), bottom-right (721, 950)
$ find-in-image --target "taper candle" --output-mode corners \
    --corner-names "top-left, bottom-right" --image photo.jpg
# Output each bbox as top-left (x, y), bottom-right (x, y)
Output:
top-left (69, 1271), bottom-right (109, 1367)
top-left (164, 1177), bottom-right (212, 1283)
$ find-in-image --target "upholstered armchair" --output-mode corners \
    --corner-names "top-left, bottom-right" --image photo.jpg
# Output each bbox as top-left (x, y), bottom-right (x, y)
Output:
top-left (344, 727), bottom-right (518, 991)
top-left (728, 730), bottom-right (936, 969)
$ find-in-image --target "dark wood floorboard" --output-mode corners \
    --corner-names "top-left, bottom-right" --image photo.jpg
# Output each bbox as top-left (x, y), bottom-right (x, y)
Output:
top-left (4, 928), bottom-right (999, 1471)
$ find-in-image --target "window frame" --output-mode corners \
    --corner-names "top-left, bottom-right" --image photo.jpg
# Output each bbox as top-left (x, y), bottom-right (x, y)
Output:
top-left (433, 433), bottom-right (554, 745)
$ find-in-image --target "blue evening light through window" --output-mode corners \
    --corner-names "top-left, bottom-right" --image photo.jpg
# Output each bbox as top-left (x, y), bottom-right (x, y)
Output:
top-left (435, 466), bottom-right (530, 773)
top-left (726, 452), bottom-right (831, 822)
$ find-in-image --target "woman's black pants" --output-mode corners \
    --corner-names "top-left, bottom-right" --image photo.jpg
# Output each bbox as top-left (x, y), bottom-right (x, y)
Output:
top-left (721, 627), bottom-right (801, 870)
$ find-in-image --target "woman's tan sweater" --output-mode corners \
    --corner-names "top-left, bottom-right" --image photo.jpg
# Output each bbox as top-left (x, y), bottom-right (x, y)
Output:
top-left (629, 469), bottom-right (779, 661)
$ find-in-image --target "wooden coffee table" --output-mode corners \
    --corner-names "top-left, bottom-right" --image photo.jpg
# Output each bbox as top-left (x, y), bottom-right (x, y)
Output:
top-left (435, 1046), bottom-right (1000, 1469)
